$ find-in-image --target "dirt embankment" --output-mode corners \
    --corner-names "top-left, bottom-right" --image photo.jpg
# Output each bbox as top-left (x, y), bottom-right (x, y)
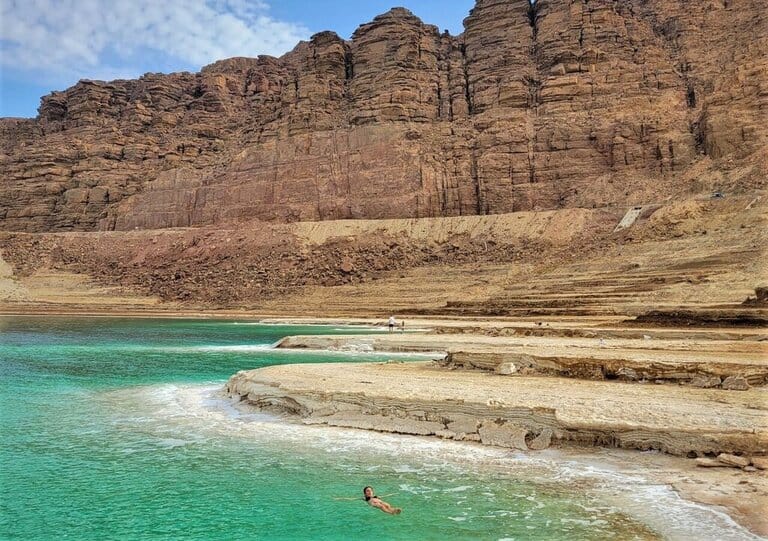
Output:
top-left (0, 208), bottom-right (617, 308)
top-left (628, 309), bottom-right (768, 327)
top-left (0, 196), bottom-right (765, 317)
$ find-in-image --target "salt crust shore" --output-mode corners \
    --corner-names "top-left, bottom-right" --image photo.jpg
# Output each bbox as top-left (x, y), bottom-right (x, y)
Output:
top-left (226, 361), bottom-right (768, 537)
top-left (277, 332), bottom-right (768, 387)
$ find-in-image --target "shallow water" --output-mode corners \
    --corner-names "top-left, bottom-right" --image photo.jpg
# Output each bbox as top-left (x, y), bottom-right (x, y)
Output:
top-left (0, 316), bottom-right (758, 540)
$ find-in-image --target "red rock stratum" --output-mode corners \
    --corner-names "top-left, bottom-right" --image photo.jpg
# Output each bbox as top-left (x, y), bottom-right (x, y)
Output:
top-left (2, 0), bottom-right (766, 233)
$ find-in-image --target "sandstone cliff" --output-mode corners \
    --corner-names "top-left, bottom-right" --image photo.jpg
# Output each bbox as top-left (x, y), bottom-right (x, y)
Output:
top-left (1, 0), bottom-right (766, 232)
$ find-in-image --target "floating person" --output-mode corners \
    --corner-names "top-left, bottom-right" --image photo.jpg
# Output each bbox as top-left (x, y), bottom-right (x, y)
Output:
top-left (363, 486), bottom-right (402, 515)
top-left (333, 486), bottom-right (402, 515)
top-left (388, 315), bottom-right (396, 332)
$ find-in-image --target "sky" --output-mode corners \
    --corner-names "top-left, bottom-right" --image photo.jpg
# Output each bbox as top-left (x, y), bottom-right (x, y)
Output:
top-left (0, 0), bottom-right (476, 118)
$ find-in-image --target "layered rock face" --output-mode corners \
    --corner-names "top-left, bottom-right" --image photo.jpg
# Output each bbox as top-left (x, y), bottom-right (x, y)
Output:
top-left (1, 0), bottom-right (766, 232)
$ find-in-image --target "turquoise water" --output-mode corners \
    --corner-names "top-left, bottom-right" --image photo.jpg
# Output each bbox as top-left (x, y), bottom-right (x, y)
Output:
top-left (0, 317), bottom-right (756, 540)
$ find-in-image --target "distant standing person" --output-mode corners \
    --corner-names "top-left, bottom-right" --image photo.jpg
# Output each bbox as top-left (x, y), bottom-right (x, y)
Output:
top-left (388, 315), bottom-right (396, 332)
top-left (400, 320), bottom-right (405, 332)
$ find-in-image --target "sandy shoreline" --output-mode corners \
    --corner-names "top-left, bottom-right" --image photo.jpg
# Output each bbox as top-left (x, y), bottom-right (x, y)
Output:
top-left (521, 446), bottom-right (767, 538)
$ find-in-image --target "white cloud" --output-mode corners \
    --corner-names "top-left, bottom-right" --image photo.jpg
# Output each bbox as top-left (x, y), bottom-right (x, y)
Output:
top-left (0, 0), bottom-right (310, 83)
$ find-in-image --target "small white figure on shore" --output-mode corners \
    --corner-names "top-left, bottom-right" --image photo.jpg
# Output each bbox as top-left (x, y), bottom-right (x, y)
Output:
top-left (388, 315), bottom-right (396, 332)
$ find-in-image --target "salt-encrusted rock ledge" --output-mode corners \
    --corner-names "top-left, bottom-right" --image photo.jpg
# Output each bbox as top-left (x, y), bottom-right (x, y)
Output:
top-left (224, 361), bottom-right (768, 458)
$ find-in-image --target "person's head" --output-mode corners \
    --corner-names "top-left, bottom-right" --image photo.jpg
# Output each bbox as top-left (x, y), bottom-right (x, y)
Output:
top-left (363, 486), bottom-right (373, 498)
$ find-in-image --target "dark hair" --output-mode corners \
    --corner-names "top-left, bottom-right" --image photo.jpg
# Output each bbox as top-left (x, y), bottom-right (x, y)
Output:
top-left (363, 486), bottom-right (373, 500)
top-left (363, 486), bottom-right (372, 494)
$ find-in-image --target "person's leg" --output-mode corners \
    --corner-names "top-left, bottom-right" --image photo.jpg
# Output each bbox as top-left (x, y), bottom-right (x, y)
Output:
top-left (377, 501), bottom-right (401, 515)
top-left (386, 505), bottom-right (402, 515)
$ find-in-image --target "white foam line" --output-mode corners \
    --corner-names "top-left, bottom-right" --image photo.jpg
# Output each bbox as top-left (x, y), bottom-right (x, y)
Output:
top-left (154, 344), bottom-right (441, 358)
top-left (229, 322), bottom-right (432, 333)
top-left (230, 322), bottom-right (380, 329)
top-left (275, 347), bottom-right (443, 358)
top-left (156, 344), bottom-right (274, 353)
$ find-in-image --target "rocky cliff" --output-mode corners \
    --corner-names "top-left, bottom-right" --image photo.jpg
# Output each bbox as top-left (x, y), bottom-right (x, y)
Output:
top-left (1, 0), bottom-right (766, 232)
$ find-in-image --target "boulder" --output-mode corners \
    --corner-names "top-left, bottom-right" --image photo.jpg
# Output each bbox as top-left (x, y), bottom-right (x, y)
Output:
top-left (722, 376), bottom-right (750, 391)
top-left (695, 458), bottom-right (729, 468)
top-left (717, 453), bottom-right (750, 468)
top-left (616, 367), bottom-right (639, 381)
top-left (339, 256), bottom-right (355, 274)
top-left (528, 428), bottom-right (554, 450)
top-left (496, 362), bottom-right (518, 375)
top-left (447, 415), bottom-right (480, 435)
top-left (690, 375), bottom-right (722, 388)
top-left (479, 422), bottom-right (529, 450)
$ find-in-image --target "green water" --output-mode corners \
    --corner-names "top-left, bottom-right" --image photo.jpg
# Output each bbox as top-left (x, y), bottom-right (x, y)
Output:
top-left (0, 317), bottom-right (756, 540)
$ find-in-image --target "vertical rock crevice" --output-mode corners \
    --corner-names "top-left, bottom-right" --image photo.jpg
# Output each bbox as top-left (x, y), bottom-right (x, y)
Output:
top-left (686, 83), bottom-right (696, 108)
top-left (460, 43), bottom-right (474, 115)
top-left (527, 0), bottom-right (539, 40)
top-left (344, 49), bottom-right (354, 81)
top-left (471, 147), bottom-right (485, 215)
top-left (527, 0), bottom-right (541, 187)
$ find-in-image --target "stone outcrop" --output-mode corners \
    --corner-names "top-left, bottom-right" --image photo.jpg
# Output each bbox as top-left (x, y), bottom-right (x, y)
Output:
top-left (224, 361), bottom-right (768, 457)
top-left (273, 333), bottom-right (768, 388)
top-left (1, 0), bottom-right (766, 233)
